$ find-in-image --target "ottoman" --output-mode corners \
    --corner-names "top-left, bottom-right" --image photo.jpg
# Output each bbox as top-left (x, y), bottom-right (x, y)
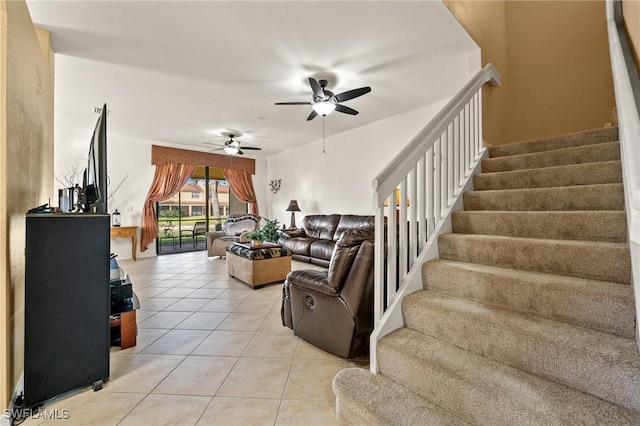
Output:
top-left (226, 243), bottom-right (292, 289)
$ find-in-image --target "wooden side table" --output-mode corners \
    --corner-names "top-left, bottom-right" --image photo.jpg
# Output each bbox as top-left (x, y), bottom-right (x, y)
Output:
top-left (110, 310), bottom-right (136, 349)
top-left (111, 226), bottom-right (139, 260)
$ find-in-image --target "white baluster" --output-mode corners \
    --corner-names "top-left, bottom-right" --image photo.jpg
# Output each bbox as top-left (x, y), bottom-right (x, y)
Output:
top-left (387, 192), bottom-right (397, 304)
top-left (417, 157), bottom-right (426, 252)
top-left (409, 167), bottom-right (418, 267)
top-left (434, 137), bottom-right (442, 223)
top-left (426, 148), bottom-right (434, 237)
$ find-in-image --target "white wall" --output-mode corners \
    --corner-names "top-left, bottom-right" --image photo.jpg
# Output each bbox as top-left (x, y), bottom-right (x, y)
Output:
top-left (54, 97), bottom-right (456, 260)
top-left (54, 127), bottom-right (159, 260)
top-left (263, 99), bottom-right (451, 227)
top-left (53, 55), bottom-right (478, 260)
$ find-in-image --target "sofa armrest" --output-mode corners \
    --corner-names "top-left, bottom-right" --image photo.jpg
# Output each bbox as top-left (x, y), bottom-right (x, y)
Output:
top-left (282, 229), bottom-right (306, 238)
top-left (207, 231), bottom-right (225, 240)
top-left (286, 270), bottom-right (338, 297)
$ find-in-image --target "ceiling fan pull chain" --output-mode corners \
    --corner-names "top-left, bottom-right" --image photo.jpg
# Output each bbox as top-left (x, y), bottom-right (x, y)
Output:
top-left (322, 117), bottom-right (326, 154)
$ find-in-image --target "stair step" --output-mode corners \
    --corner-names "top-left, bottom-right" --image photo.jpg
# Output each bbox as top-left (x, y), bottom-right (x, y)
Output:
top-left (482, 142), bottom-right (620, 173)
top-left (473, 160), bottom-right (622, 190)
top-left (463, 183), bottom-right (625, 211)
top-left (451, 210), bottom-right (628, 242)
top-left (401, 292), bottom-right (640, 412)
top-left (422, 259), bottom-right (635, 337)
top-left (438, 233), bottom-right (631, 283)
top-left (332, 367), bottom-right (467, 426)
top-left (375, 328), bottom-right (640, 425)
top-left (488, 126), bottom-right (618, 158)
top-left (339, 125), bottom-right (637, 426)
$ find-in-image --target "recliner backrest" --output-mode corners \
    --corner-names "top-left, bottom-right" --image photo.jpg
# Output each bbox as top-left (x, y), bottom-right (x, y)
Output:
top-left (328, 227), bottom-right (375, 290)
top-left (302, 214), bottom-right (340, 240)
top-left (340, 239), bottom-right (374, 321)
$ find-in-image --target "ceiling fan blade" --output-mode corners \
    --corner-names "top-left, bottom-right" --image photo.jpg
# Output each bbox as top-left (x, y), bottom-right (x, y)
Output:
top-left (306, 110), bottom-right (318, 121)
top-left (274, 102), bottom-right (312, 105)
top-left (335, 104), bottom-right (359, 115)
top-left (202, 141), bottom-right (224, 146)
top-left (334, 86), bottom-right (371, 103)
top-left (237, 150), bottom-right (244, 155)
top-left (308, 77), bottom-right (324, 99)
top-left (240, 146), bottom-right (261, 150)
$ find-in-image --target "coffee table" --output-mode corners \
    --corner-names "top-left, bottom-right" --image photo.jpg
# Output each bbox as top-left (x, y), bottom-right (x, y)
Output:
top-left (226, 243), bottom-right (292, 289)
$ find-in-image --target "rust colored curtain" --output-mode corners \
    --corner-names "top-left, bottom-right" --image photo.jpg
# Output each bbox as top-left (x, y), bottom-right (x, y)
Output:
top-left (223, 168), bottom-right (259, 216)
top-left (140, 162), bottom-right (196, 252)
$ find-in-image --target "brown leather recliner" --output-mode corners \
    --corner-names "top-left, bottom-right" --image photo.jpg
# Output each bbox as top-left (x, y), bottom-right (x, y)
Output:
top-left (281, 228), bottom-right (374, 359)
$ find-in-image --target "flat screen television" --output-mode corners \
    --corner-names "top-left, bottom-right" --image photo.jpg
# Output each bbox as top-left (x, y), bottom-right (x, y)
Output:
top-left (82, 103), bottom-right (108, 214)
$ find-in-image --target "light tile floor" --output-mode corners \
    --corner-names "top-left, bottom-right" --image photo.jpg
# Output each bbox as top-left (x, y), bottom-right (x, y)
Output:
top-left (22, 251), bottom-right (368, 426)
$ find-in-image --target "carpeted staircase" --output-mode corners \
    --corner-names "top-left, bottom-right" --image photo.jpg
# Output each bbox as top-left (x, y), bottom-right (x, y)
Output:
top-left (333, 127), bottom-right (640, 425)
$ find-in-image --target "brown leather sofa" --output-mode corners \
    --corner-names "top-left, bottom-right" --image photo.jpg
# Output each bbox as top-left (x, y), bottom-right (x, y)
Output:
top-left (279, 214), bottom-right (374, 267)
top-left (281, 228), bottom-right (374, 359)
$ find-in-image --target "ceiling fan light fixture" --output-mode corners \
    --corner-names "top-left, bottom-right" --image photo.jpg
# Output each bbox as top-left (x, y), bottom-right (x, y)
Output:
top-left (224, 146), bottom-right (239, 155)
top-left (312, 101), bottom-right (336, 116)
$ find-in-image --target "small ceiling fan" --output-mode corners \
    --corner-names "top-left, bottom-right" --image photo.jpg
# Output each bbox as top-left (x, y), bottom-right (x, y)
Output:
top-left (203, 134), bottom-right (261, 156)
top-left (275, 77), bottom-right (372, 121)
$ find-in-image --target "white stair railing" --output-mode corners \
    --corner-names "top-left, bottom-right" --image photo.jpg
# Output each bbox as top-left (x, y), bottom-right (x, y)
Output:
top-left (606, 0), bottom-right (640, 349)
top-left (370, 64), bottom-right (501, 373)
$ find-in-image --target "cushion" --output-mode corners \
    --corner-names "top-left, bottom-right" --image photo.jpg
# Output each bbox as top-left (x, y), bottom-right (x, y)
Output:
top-left (226, 213), bottom-right (260, 223)
top-left (302, 215), bottom-right (340, 240)
top-left (227, 244), bottom-right (292, 260)
top-left (309, 239), bottom-right (336, 261)
top-left (334, 215), bottom-right (375, 241)
top-left (281, 237), bottom-right (317, 256)
top-left (224, 218), bottom-right (258, 236)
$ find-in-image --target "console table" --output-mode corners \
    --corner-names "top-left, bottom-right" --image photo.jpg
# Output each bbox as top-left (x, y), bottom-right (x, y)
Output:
top-left (111, 226), bottom-right (138, 260)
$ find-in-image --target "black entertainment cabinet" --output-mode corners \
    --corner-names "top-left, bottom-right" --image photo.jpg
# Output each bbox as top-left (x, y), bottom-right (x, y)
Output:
top-left (24, 213), bottom-right (110, 408)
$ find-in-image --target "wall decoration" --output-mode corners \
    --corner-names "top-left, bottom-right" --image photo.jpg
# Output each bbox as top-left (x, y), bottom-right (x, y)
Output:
top-left (270, 179), bottom-right (282, 193)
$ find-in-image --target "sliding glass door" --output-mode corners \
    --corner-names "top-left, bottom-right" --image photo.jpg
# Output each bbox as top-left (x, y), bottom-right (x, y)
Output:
top-left (156, 167), bottom-right (247, 255)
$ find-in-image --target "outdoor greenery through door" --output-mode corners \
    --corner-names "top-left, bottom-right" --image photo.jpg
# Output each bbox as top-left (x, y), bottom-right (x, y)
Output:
top-left (155, 166), bottom-right (247, 254)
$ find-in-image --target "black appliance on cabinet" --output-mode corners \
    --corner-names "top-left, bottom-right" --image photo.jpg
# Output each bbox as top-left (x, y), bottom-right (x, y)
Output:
top-left (24, 213), bottom-right (110, 408)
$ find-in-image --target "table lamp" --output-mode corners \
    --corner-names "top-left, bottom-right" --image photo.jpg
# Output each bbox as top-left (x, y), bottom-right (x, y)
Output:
top-left (286, 199), bottom-right (301, 229)
top-left (383, 189), bottom-right (410, 220)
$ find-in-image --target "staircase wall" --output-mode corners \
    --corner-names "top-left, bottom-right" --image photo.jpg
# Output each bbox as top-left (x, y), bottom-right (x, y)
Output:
top-left (445, 1), bottom-right (615, 145)
top-left (0, 0), bottom-right (55, 407)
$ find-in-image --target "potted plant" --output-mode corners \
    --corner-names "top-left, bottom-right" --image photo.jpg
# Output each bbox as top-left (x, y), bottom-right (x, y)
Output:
top-left (245, 231), bottom-right (264, 246)
top-left (260, 218), bottom-right (281, 243)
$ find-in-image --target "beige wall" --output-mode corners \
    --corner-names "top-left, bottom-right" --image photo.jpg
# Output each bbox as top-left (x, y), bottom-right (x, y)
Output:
top-left (505, 1), bottom-right (615, 143)
top-left (0, 0), bottom-right (54, 406)
top-left (445, 0), bottom-right (615, 145)
top-left (623, 0), bottom-right (640, 71)
top-left (444, 0), bottom-right (508, 146)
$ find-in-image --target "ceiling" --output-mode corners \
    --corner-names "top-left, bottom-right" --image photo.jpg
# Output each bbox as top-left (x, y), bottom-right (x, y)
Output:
top-left (25, 1), bottom-right (477, 158)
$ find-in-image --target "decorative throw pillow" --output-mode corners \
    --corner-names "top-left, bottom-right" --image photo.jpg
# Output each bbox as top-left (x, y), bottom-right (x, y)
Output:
top-left (225, 219), bottom-right (257, 236)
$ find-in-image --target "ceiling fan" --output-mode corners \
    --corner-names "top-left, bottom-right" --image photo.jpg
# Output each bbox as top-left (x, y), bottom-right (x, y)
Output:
top-left (203, 134), bottom-right (261, 156)
top-left (275, 77), bottom-right (372, 121)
